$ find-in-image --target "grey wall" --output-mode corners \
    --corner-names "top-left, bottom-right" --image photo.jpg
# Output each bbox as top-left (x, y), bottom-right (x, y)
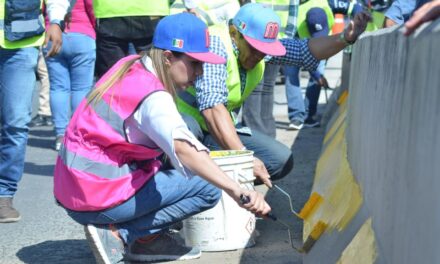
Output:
top-left (305, 19), bottom-right (440, 264)
top-left (347, 20), bottom-right (440, 263)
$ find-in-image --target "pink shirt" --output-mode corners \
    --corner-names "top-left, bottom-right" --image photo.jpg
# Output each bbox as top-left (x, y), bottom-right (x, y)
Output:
top-left (46, 0), bottom-right (96, 39)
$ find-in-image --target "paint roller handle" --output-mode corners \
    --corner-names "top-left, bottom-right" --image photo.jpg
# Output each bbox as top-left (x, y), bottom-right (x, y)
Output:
top-left (239, 194), bottom-right (277, 221)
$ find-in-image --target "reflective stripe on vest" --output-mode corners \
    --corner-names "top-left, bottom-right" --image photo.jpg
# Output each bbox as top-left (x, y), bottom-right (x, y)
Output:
top-left (90, 99), bottom-right (126, 139)
top-left (297, 0), bottom-right (334, 39)
top-left (59, 145), bottom-right (133, 179)
top-left (93, 0), bottom-right (170, 18)
top-left (0, 0), bottom-right (45, 49)
top-left (256, 0), bottom-right (292, 38)
top-left (170, 2), bottom-right (215, 25)
top-left (176, 25), bottom-right (265, 131)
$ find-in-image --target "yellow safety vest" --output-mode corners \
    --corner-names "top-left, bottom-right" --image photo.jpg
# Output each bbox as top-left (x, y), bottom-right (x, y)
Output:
top-left (170, 0), bottom-right (239, 26)
top-left (297, 0), bottom-right (334, 39)
top-left (0, 0), bottom-right (45, 49)
top-left (93, 0), bottom-right (170, 18)
top-left (176, 24), bottom-right (265, 131)
top-left (255, 0), bottom-right (291, 38)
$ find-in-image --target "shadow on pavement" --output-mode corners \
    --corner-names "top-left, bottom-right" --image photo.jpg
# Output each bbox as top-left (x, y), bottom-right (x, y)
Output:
top-left (24, 162), bottom-right (54, 177)
top-left (16, 239), bottom-right (94, 264)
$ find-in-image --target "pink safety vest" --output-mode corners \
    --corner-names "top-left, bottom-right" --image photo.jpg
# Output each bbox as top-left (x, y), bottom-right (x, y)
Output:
top-left (54, 55), bottom-right (165, 211)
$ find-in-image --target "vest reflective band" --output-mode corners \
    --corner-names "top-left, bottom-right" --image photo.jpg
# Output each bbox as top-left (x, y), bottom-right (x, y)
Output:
top-left (176, 25), bottom-right (265, 131)
top-left (297, 0), bottom-right (334, 39)
top-left (256, 0), bottom-right (292, 38)
top-left (0, 0), bottom-right (45, 49)
top-left (54, 55), bottom-right (164, 211)
top-left (93, 0), bottom-right (169, 18)
top-left (170, 0), bottom-right (234, 26)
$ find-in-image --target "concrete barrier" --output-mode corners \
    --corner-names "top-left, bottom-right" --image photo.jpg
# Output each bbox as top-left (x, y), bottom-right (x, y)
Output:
top-left (302, 19), bottom-right (440, 264)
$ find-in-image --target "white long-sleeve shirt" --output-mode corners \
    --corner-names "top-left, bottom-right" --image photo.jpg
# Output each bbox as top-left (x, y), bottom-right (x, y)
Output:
top-left (45, 0), bottom-right (70, 22)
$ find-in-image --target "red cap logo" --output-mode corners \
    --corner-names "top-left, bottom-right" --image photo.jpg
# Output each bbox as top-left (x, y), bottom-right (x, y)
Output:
top-left (205, 29), bottom-right (210, 48)
top-left (264, 22), bottom-right (279, 39)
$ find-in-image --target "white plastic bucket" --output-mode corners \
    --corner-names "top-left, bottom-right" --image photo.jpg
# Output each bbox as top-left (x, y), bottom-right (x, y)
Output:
top-left (182, 150), bottom-right (256, 251)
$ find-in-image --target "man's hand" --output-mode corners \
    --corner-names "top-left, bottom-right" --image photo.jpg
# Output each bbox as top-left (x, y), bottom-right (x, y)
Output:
top-left (44, 24), bottom-right (63, 57)
top-left (318, 76), bottom-right (329, 88)
top-left (404, 0), bottom-right (440, 36)
top-left (344, 11), bottom-right (372, 43)
top-left (253, 157), bottom-right (272, 188)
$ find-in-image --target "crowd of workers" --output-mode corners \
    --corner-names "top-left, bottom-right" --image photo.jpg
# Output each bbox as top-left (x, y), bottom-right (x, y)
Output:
top-left (0, 0), bottom-right (438, 263)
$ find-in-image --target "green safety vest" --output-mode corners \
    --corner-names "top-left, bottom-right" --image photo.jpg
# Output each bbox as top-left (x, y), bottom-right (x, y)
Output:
top-left (366, 10), bottom-right (385, 32)
top-left (176, 24), bottom-right (265, 131)
top-left (170, 0), bottom-right (238, 26)
top-left (255, 0), bottom-right (291, 38)
top-left (93, 0), bottom-right (170, 18)
top-left (297, 0), bottom-right (334, 39)
top-left (0, 0), bottom-right (45, 49)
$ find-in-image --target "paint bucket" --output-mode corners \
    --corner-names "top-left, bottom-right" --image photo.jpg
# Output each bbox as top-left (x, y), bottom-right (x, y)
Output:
top-left (181, 150), bottom-right (256, 251)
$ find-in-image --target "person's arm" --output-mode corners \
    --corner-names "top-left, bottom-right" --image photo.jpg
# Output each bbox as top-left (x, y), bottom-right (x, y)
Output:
top-left (196, 36), bottom-right (272, 187)
top-left (44, 0), bottom-right (70, 57)
top-left (404, 0), bottom-right (440, 36)
top-left (129, 91), bottom-right (271, 215)
top-left (308, 11), bottom-right (371, 60)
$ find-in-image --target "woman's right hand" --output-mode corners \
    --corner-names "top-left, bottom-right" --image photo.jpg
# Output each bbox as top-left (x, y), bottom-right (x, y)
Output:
top-left (229, 188), bottom-right (271, 216)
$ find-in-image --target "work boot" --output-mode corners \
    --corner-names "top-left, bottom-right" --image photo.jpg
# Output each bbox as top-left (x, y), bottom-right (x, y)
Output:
top-left (0, 197), bottom-right (21, 223)
top-left (127, 232), bottom-right (201, 262)
top-left (84, 224), bottom-right (125, 264)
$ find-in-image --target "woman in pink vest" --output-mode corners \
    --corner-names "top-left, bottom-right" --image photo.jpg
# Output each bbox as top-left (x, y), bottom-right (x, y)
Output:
top-left (53, 13), bottom-right (271, 264)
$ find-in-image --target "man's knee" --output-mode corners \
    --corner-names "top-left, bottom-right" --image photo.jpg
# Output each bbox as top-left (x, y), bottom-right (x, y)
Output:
top-left (201, 184), bottom-right (222, 210)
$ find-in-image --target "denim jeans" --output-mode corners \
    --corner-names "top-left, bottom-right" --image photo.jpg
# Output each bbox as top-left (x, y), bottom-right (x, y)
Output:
top-left (285, 60), bottom-right (326, 122)
top-left (242, 64), bottom-right (281, 138)
top-left (44, 33), bottom-right (96, 136)
top-left (65, 170), bottom-right (221, 244)
top-left (0, 47), bottom-right (39, 197)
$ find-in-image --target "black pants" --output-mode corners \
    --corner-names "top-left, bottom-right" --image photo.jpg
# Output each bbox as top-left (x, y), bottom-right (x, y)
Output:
top-left (95, 16), bottom-right (162, 78)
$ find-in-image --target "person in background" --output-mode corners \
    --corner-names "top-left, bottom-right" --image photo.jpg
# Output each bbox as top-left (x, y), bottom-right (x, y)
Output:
top-left (43, 0), bottom-right (96, 151)
top-left (285, 0), bottom-right (363, 130)
top-left (241, 0), bottom-right (299, 138)
top-left (383, 0), bottom-right (432, 27)
top-left (54, 13), bottom-right (270, 263)
top-left (30, 48), bottom-right (53, 127)
top-left (0, 0), bottom-right (69, 223)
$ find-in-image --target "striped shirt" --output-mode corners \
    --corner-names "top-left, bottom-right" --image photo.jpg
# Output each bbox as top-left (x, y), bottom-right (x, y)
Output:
top-left (194, 35), bottom-right (319, 111)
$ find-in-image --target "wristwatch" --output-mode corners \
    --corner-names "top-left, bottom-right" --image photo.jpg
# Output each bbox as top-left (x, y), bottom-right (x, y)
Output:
top-left (51, 19), bottom-right (65, 32)
top-left (339, 30), bottom-right (356, 45)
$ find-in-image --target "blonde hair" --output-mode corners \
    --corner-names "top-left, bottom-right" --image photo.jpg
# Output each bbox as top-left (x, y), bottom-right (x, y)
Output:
top-left (87, 47), bottom-right (177, 105)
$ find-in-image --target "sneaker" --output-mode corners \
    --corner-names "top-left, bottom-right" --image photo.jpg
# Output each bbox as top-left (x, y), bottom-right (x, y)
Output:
top-left (84, 224), bottom-right (125, 264)
top-left (303, 117), bottom-right (320, 128)
top-left (127, 232), bottom-right (201, 262)
top-left (55, 135), bottom-right (64, 151)
top-left (0, 197), bottom-right (21, 223)
top-left (29, 115), bottom-right (53, 127)
top-left (287, 119), bottom-right (304, 130)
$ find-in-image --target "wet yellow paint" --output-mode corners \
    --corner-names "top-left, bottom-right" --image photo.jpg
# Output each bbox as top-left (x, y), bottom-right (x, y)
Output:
top-left (302, 113), bottom-right (363, 241)
top-left (337, 218), bottom-right (378, 264)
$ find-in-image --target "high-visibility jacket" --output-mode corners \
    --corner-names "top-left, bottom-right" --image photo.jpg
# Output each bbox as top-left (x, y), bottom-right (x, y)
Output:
top-left (255, 0), bottom-right (292, 38)
top-left (93, 0), bottom-right (169, 18)
top-left (0, 0), bottom-right (45, 49)
top-left (297, 0), bottom-right (334, 39)
top-left (170, 0), bottom-right (239, 26)
top-left (176, 25), bottom-right (265, 132)
top-left (54, 55), bottom-right (164, 211)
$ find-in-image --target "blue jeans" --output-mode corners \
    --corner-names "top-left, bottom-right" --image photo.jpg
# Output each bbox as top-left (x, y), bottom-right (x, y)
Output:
top-left (285, 61), bottom-right (326, 122)
top-left (242, 64), bottom-right (280, 138)
top-left (44, 33), bottom-right (96, 136)
top-left (202, 127), bottom-right (293, 183)
top-left (0, 47), bottom-right (39, 197)
top-left (65, 170), bottom-right (221, 244)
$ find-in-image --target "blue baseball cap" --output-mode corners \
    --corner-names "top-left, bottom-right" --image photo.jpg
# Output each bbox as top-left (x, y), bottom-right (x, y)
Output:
top-left (232, 3), bottom-right (286, 56)
top-left (306, 8), bottom-right (330, 38)
top-left (153, 13), bottom-right (226, 64)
